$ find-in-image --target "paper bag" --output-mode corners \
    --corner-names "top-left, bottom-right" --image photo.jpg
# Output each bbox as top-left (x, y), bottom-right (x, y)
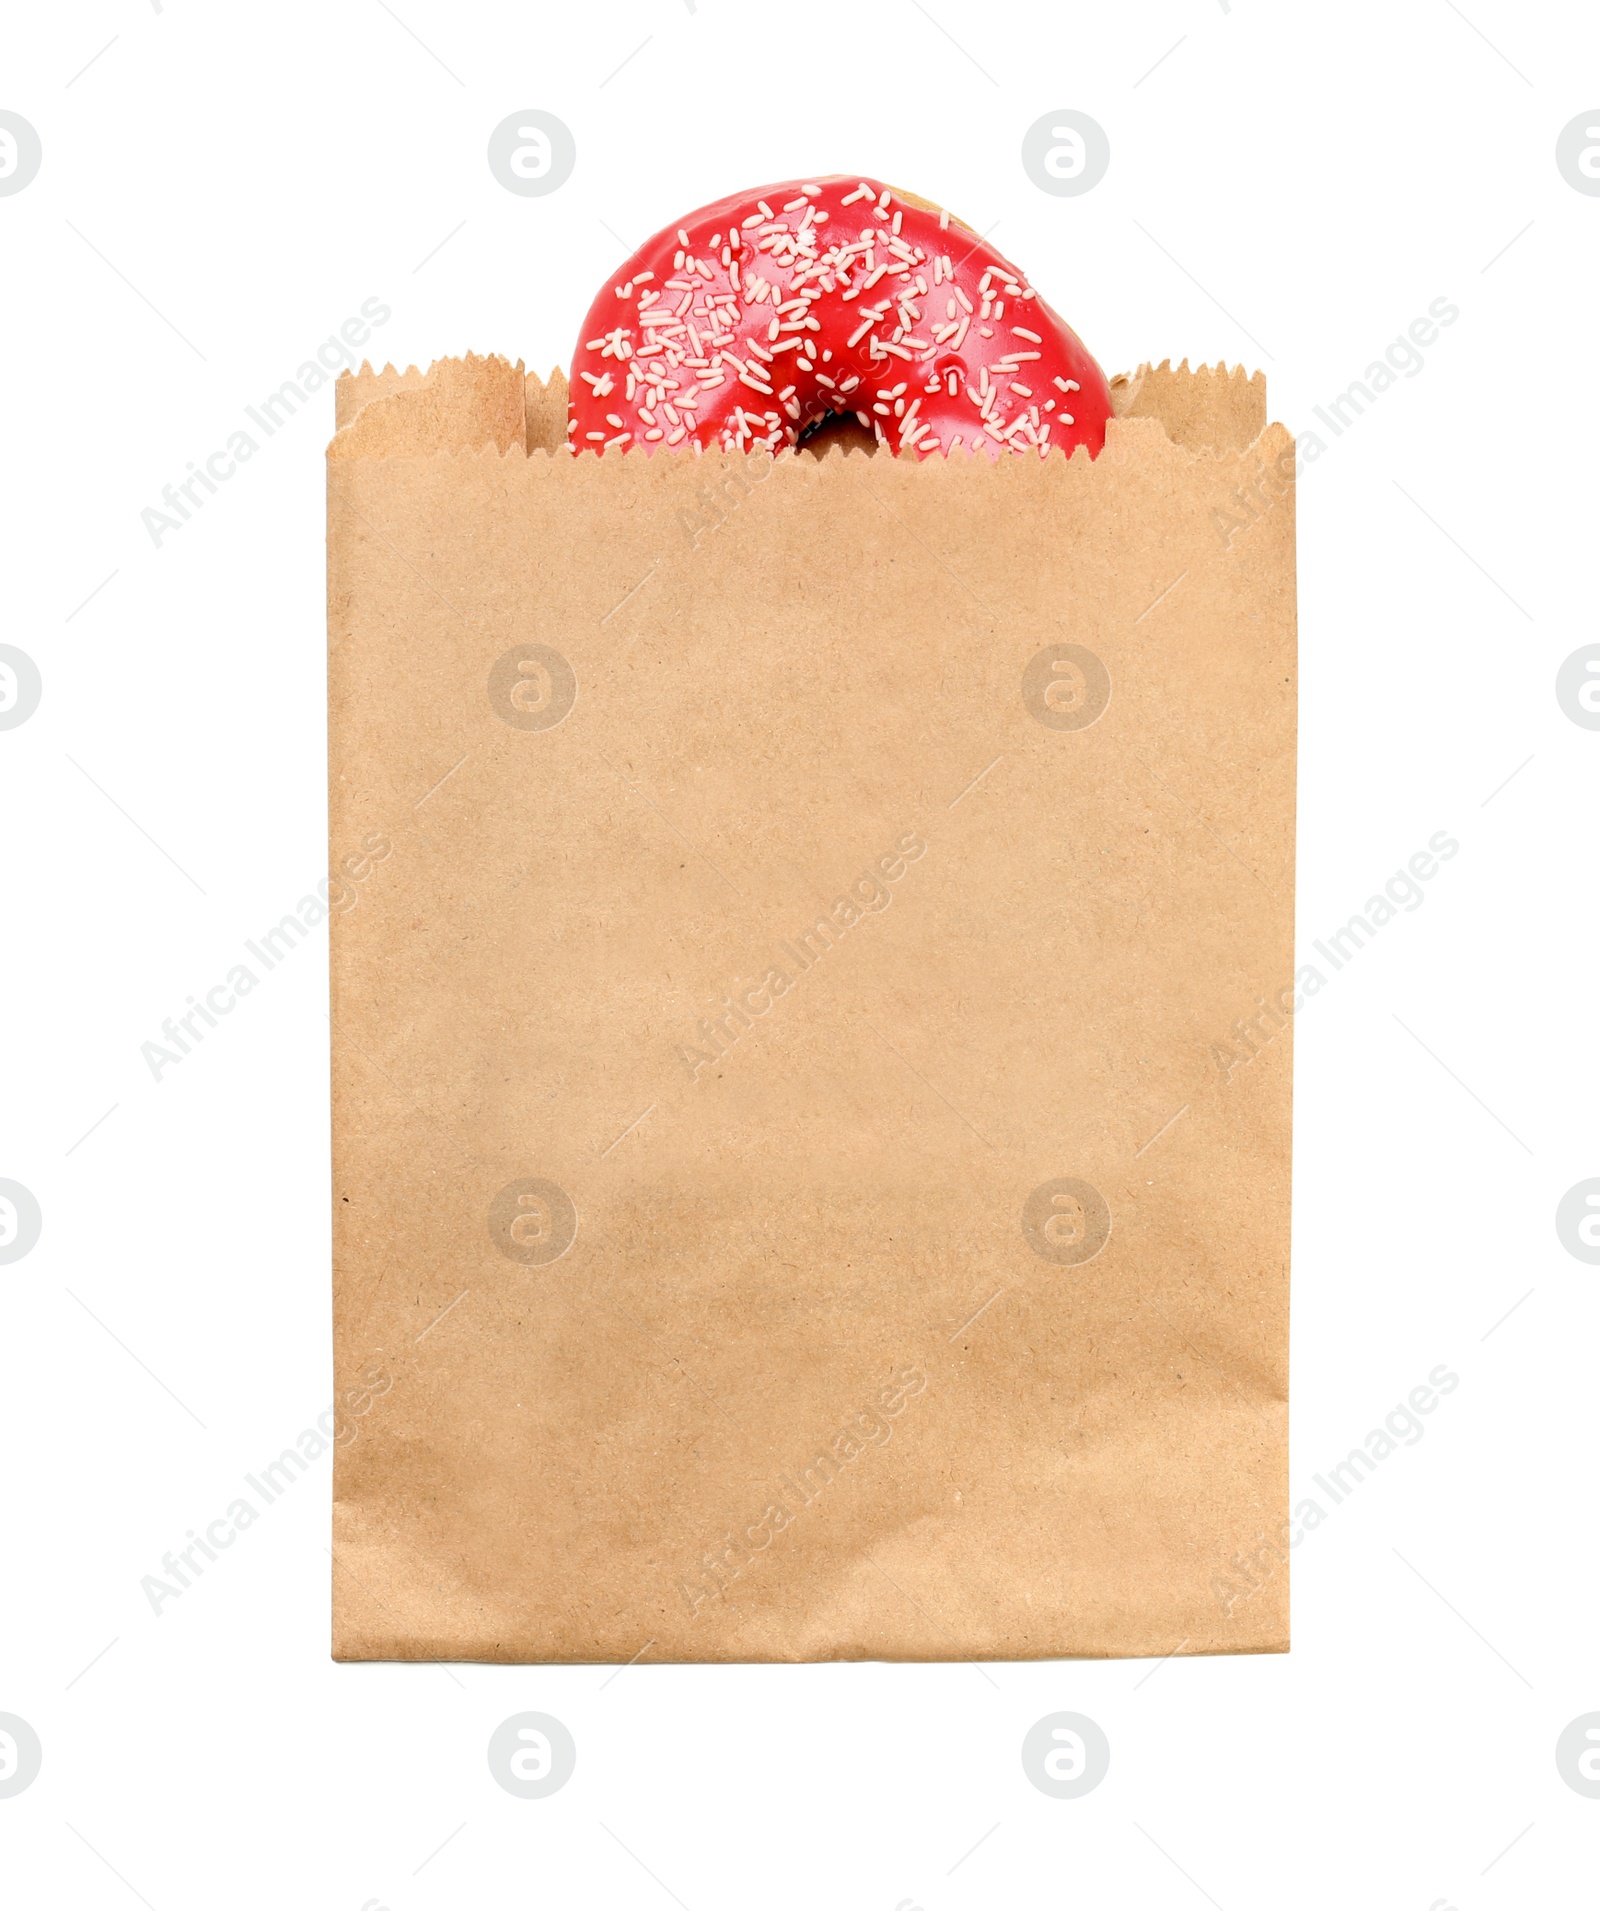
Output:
top-left (327, 353), bottom-right (1295, 1663)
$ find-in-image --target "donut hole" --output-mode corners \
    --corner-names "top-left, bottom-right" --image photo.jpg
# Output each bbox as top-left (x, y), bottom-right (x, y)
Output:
top-left (796, 411), bottom-right (879, 458)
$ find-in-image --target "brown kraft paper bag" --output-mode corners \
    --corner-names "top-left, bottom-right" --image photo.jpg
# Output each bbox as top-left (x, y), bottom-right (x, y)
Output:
top-left (326, 351), bottom-right (1295, 1663)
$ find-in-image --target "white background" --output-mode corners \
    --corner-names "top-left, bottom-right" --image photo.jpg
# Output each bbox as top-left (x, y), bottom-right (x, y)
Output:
top-left (3, 1), bottom-right (1597, 1905)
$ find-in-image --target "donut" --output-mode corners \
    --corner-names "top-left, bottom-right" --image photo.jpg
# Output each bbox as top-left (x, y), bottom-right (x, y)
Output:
top-left (567, 176), bottom-right (1113, 459)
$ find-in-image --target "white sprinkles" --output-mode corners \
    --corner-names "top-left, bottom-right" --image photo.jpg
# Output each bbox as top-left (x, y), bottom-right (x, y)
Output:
top-left (573, 179), bottom-right (1096, 457)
